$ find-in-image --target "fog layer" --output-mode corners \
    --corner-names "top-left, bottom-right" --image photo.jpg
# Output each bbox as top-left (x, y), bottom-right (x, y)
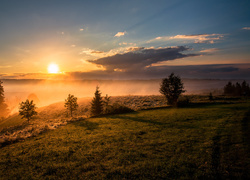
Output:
top-left (2, 79), bottom-right (245, 114)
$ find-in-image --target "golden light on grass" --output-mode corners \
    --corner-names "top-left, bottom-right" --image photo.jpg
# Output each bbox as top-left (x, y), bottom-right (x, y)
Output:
top-left (48, 63), bottom-right (59, 74)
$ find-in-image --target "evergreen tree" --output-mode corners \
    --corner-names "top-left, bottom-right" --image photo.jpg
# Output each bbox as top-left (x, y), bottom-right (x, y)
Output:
top-left (64, 94), bottom-right (78, 117)
top-left (91, 86), bottom-right (103, 116)
top-left (224, 81), bottom-right (234, 95)
top-left (160, 73), bottom-right (185, 106)
top-left (235, 82), bottom-right (242, 96)
top-left (224, 81), bottom-right (250, 96)
top-left (19, 99), bottom-right (37, 123)
top-left (241, 81), bottom-right (250, 96)
top-left (0, 80), bottom-right (9, 118)
top-left (103, 94), bottom-right (111, 114)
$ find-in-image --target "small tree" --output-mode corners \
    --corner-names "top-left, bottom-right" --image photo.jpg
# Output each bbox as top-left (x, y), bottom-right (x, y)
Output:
top-left (19, 99), bottom-right (37, 123)
top-left (224, 81), bottom-right (235, 95)
top-left (0, 80), bottom-right (9, 118)
top-left (91, 86), bottom-right (103, 116)
top-left (160, 73), bottom-right (185, 106)
top-left (64, 94), bottom-right (78, 118)
top-left (103, 94), bottom-right (111, 114)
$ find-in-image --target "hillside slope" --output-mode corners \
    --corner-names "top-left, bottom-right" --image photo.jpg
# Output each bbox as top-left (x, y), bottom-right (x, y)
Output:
top-left (0, 102), bottom-right (249, 179)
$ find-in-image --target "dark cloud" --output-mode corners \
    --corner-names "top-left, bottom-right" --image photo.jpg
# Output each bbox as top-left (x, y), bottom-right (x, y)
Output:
top-left (88, 46), bottom-right (198, 72)
top-left (65, 64), bottom-right (250, 80)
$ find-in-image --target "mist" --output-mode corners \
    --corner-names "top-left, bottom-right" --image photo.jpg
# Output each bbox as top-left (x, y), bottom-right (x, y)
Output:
top-left (2, 79), bottom-right (246, 114)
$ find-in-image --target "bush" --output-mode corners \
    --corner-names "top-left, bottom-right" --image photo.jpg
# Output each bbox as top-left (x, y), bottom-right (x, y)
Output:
top-left (105, 103), bottom-right (134, 115)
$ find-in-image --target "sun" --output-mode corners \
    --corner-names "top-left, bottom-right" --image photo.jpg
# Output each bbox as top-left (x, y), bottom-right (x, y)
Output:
top-left (48, 63), bottom-right (59, 74)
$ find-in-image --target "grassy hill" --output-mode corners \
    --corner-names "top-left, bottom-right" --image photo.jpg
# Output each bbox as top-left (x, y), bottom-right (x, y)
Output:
top-left (0, 102), bottom-right (249, 179)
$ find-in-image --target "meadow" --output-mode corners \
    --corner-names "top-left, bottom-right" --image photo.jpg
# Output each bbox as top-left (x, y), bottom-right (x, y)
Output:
top-left (0, 97), bottom-right (249, 179)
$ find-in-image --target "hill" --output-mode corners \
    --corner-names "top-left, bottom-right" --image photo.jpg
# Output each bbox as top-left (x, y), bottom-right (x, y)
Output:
top-left (0, 101), bottom-right (249, 179)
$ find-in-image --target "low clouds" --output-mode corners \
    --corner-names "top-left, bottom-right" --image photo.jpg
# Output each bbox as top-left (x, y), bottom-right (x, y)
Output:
top-left (1, 64), bottom-right (249, 80)
top-left (61, 64), bottom-right (249, 80)
top-left (114, 31), bottom-right (126, 37)
top-left (148, 34), bottom-right (224, 44)
top-left (88, 46), bottom-right (198, 72)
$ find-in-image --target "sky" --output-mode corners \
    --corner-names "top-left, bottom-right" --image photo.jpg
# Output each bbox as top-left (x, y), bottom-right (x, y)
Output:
top-left (0, 0), bottom-right (250, 79)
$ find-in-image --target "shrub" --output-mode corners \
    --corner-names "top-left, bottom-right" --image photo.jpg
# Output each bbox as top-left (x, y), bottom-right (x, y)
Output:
top-left (106, 103), bottom-right (134, 115)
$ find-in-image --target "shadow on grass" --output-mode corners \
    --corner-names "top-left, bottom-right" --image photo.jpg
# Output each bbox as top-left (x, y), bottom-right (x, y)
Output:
top-left (107, 112), bottom-right (166, 126)
top-left (73, 120), bottom-right (99, 131)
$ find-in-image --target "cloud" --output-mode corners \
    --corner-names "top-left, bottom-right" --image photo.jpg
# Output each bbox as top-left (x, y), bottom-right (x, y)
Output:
top-left (1, 64), bottom-right (249, 80)
top-left (0, 65), bottom-right (11, 68)
top-left (88, 46), bottom-right (198, 72)
top-left (114, 31), bottom-right (126, 37)
top-left (119, 42), bottom-right (136, 46)
top-left (242, 27), bottom-right (250, 30)
top-left (148, 34), bottom-right (224, 44)
top-left (200, 48), bottom-right (220, 53)
top-left (79, 28), bottom-right (84, 31)
top-left (61, 64), bottom-right (250, 80)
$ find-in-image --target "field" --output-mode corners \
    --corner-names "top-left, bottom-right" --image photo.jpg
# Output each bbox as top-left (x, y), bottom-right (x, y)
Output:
top-left (0, 98), bottom-right (249, 179)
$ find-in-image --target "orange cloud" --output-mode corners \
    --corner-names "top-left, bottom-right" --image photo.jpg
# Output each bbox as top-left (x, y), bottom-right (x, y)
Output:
top-left (114, 31), bottom-right (126, 37)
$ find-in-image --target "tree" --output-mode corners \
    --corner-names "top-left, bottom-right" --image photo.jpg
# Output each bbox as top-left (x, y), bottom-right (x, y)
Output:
top-left (235, 82), bottom-right (242, 96)
top-left (224, 81), bottom-right (235, 95)
top-left (103, 94), bottom-right (111, 114)
top-left (19, 99), bottom-right (37, 123)
top-left (0, 80), bottom-right (9, 118)
top-left (160, 73), bottom-right (185, 106)
top-left (91, 86), bottom-right (103, 116)
top-left (241, 81), bottom-right (250, 96)
top-left (64, 94), bottom-right (78, 118)
top-left (224, 81), bottom-right (250, 96)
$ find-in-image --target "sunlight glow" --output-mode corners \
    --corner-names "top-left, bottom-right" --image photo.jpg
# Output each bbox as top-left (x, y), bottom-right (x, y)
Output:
top-left (48, 63), bottom-right (59, 74)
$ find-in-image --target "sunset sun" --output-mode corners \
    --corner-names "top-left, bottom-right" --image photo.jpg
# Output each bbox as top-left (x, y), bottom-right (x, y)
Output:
top-left (48, 63), bottom-right (59, 74)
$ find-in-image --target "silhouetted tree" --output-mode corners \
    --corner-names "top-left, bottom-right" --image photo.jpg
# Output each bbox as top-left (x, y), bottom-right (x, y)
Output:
top-left (224, 81), bottom-right (235, 95)
top-left (241, 81), bottom-right (250, 96)
top-left (64, 94), bottom-right (78, 118)
top-left (103, 94), bottom-right (111, 114)
top-left (0, 80), bottom-right (9, 118)
top-left (235, 82), bottom-right (242, 96)
top-left (19, 99), bottom-right (37, 123)
top-left (209, 92), bottom-right (213, 101)
top-left (224, 81), bottom-right (250, 96)
top-left (160, 73), bottom-right (185, 106)
top-left (91, 86), bottom-right (103, 116)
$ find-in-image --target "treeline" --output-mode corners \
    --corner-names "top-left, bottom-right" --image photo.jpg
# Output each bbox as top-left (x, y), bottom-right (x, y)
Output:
top-left (224, 81), bottom-right (250, 96)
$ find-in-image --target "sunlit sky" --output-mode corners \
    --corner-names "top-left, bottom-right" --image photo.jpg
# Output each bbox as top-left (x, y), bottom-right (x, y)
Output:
top-left (0, 0), bottom-right (250, 79)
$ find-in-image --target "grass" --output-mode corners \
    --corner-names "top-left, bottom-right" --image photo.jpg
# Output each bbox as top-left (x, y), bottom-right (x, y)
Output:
top-left (0, 114), bottom-right (25, 129)
top-left (0, 101), bottom-right (249, 179)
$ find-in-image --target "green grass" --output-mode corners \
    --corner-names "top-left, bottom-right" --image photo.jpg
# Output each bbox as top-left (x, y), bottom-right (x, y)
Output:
top-left (0, 102), bottom-right (249, 179)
